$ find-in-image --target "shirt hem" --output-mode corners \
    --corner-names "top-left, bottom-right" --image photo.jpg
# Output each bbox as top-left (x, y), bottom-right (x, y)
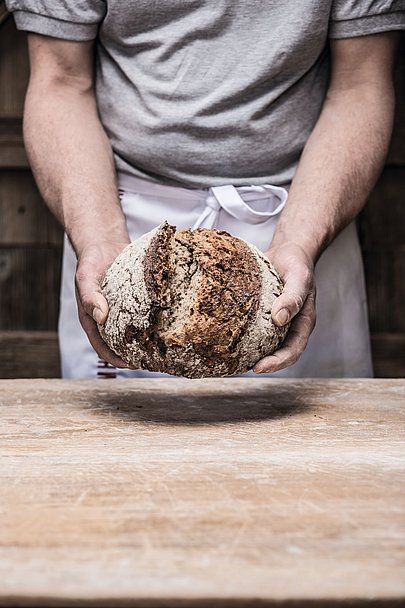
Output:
top-left (329, 11), bottom-right (405, 39)
top-left (12, 10), bottom-right (99, 41)
top-left (114, 161), bottom-right (295, 191)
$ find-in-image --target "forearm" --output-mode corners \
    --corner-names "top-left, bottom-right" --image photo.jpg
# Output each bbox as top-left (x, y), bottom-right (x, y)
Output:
top-left (23, 78), bottom-right (129, 256)
top-left (271, 80), bottom-right (395, 262)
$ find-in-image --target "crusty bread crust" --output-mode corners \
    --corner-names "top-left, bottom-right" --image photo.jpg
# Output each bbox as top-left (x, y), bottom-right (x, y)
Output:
top-left (99, 222), bottom-right (288, 378)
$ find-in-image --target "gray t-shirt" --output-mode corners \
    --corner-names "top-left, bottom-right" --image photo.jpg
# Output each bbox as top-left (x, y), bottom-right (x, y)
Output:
top-left (7, 0), bottom-right (405, 188)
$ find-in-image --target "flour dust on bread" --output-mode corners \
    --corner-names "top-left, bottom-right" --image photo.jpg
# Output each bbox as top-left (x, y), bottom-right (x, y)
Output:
top-left (98, 222), bottom-right (289, 378)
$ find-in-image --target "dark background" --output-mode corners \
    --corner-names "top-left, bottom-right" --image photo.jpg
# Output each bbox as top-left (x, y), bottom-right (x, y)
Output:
top-left (0, 4), bottom-right (404, 378)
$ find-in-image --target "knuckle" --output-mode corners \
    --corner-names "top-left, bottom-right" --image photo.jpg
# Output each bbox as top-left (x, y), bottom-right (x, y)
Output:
top-left (291, 293), bottom-right (305, 313)
top-left (79, 294), bottom-right (93, 312)
top-left (302, 266), bottom-right (312, 286)
top-left (75, 267), bottom-right (87, 285)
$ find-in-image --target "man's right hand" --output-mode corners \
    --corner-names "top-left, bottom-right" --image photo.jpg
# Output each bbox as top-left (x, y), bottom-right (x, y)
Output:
top-left (75, 240), bottom-right (132, 369)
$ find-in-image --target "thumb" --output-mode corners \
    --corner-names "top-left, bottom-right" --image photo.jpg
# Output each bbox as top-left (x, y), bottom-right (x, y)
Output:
top-left (271, 268), bottom-right (313, 327)
top-left (90, 291), bottom-right (109, 325)
top-left (75, 270), bottom-right (109, 325)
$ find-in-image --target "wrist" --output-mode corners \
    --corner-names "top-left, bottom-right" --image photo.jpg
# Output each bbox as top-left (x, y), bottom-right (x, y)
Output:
top-left (59, 182), bottom-right (130, 255)
top-left (270, 219), bottom-right (329, 264)
top-left (67, 217), bottom-right (130, 257)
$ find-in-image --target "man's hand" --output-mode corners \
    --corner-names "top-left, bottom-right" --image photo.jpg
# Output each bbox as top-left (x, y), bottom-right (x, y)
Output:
top-left (75, 239), bottom-right (131, 369)
top-left (253, 243), bottom-right (316, 374)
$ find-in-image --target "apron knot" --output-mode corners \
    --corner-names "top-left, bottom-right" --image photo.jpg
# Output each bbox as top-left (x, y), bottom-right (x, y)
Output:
top-left (193, 184), bottom-right (288, 229)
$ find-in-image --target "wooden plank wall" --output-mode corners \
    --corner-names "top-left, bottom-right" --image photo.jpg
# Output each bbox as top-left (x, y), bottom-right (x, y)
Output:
top-left (0, 9), bottom-right (404, 378)
top-left (0, 10), bottom-right (62, 377)
top-left (358, 32), bottom-right (405, 378)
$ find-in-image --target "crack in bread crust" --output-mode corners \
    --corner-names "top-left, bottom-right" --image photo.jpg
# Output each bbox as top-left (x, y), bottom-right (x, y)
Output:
top-left (162, 229), bottom-right (261, 375)
top-left (127, 222), bottom-right (175, 366)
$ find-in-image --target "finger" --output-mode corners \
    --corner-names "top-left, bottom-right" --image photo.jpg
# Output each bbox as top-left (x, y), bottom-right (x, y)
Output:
top-left (272, 266), bottom-right (314, 327)
top-left (76, 288), bottom-right (131, 369)
top-left (254, 293), bottom-right (316, 373)
top-left (75, 266), bottom-right (109, 324)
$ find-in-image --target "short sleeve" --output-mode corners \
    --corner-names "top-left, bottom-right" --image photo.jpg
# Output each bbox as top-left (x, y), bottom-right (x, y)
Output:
top-left (5, 0), bottom-right (107, 41)
top-left (329, 0), bottom-right (405, 38)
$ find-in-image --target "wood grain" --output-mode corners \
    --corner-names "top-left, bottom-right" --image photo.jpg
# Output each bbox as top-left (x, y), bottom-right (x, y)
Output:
top-left (386, 32), bottom-right (405, 166)
top-left (371, 333), bottom-right (405, 378)
top-left (0, 246), bottom-right (62, 330)
top-left (363, 249), bottom-right (405, 333)
top-left (0, 331), bottom-right (60, 378)
top-left (0, 378), bottom-right (404, 606)
top-left (0, 119), bottom-right (29, 168)
top-left (0, 171), bottom-right (62, 244)
top-left (0, 16), bottom-right (29, 118)
top-left (359, 168), bottom-right (405, 250)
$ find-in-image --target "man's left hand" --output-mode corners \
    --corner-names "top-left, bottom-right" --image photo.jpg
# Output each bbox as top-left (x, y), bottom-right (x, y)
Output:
top-left (253, 242), bottom-right (316, 374)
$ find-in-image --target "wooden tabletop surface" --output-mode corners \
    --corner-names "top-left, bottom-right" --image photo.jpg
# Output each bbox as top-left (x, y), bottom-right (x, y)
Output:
top-left (0, 378), bottom-right (404, 607)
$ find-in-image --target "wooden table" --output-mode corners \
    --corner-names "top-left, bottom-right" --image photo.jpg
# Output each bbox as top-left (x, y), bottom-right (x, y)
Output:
top-left (0, 378), bottom-right (404, 607)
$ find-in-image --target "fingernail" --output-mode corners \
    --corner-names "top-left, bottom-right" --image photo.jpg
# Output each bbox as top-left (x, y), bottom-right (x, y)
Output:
top-left (93, 306), bottom-right (104, 324)
top-left (275, 309), bottom-right (289, 326)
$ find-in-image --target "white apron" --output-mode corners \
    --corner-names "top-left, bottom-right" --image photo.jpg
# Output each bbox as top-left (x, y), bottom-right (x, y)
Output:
top-left (59, 173), bottom-right (373, 378)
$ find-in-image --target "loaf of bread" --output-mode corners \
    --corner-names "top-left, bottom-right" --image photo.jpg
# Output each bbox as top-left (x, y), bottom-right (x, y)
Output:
top-left (98, 222), bottom-right (289, 378)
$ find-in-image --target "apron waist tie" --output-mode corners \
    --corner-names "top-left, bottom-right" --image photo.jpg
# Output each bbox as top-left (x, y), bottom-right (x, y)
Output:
top-left (193, 183), bottom-right (288, 229)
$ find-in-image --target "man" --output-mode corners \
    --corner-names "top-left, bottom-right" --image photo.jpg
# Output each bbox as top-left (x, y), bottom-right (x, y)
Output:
top-left (7, 1), bottom-right (404, 378)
